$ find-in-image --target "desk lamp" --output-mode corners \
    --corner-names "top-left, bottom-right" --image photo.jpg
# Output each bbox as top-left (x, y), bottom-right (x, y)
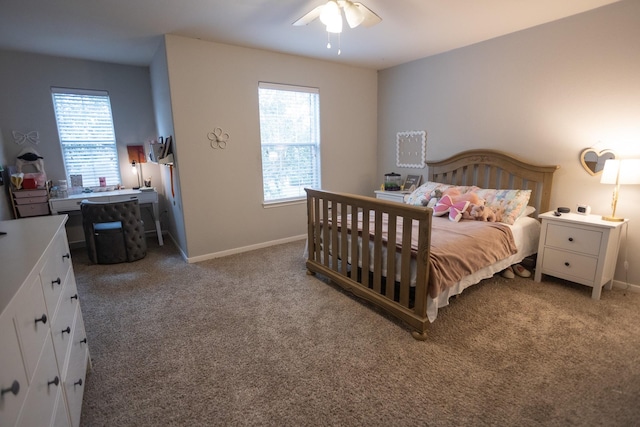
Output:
top-left (600, 158), bottom-right (640, 221)
top-left (127, 145), bottom-right (146, 189)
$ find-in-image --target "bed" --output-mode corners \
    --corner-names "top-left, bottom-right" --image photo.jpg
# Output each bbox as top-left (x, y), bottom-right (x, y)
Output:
top-left (305, 149), bottom-right (559, 340)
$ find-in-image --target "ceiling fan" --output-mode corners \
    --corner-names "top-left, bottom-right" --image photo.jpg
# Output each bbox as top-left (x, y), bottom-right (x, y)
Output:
top-left (293, 1), bottom-right (381, 54)
top-left (293, 0), bottom-right (381, 31)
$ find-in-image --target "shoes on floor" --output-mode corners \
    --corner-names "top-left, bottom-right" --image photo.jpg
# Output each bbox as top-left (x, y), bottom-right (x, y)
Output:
top-left (502, 266), bottom-right (515, 279)
top-left (513, 264), bottom-right (531, 278)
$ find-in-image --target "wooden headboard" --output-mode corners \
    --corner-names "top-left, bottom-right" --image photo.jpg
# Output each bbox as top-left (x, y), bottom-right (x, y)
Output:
top-left (427, 149), bottom-right (559, 215)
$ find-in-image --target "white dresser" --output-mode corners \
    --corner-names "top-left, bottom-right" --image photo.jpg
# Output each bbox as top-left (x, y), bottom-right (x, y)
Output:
top-left (534, 211), bottom-right (628, 299)
top-left (0, 216), bottom-right (90, 427)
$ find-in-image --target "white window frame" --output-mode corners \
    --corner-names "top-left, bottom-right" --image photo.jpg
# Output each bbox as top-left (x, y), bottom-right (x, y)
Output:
top-left (51, 87), bottom-right (121, 188)
top-left (258, 82), bottom-right (321, 205)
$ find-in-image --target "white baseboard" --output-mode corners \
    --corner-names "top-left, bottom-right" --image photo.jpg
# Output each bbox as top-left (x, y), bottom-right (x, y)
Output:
top-left (611, 279), bottom-right (640, 293)
top-left (185, 234), bottom-right (307, 264)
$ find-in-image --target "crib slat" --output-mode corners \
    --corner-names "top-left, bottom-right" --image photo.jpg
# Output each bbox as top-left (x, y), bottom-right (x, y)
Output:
top-left (372, 210), bottom-right (383, 293)
top-left (385, 213), bottom-right (397, 300)
top-left (399, 218), bottom-right (412, 307)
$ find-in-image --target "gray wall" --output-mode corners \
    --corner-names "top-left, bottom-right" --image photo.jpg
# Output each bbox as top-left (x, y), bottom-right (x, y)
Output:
top-left (160, 35), bottom-right (378, 261)
top-left (378, 0), bottom-right (640, 286)
top-left (0, 50), bottom-right (160, 241)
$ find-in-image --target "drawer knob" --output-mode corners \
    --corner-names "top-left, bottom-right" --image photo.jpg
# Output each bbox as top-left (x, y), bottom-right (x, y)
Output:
top-left (1, 380), bottom-right (20, 396)
top-left (48, 376), bottom-right (60, 387)
top-left (564, 262), bottom-right (570, 267)
top-left (80, 338), bottom-right (87, 344)
top-left (62, 326), bottom-right (71, 336)
top-left (74, 379), bottom-right (83, 387)
top-left (71, 294), bottom-right (78, 301)
top-left (62, 253), bottom-right (71, 260)
top-left (52, 277), bottom-right (62, 286)
top-left (35, 314), bottom-right (47, 325)
top-left (568, 237), bottom-right (574, 242)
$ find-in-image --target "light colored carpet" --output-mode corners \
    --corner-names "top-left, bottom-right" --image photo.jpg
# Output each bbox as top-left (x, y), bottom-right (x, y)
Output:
top-left (74, 239), bottom-right (640, 426)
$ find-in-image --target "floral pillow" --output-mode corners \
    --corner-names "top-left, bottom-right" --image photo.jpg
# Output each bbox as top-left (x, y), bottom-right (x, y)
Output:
top-left (405, 181), bottom-right (477, 207)
top-left (473, 188), bottom-right (532, 225)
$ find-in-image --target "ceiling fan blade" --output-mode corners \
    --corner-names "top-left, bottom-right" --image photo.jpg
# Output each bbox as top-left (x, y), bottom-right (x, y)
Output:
top-left (292, 5), bottom-right (324, 26)
top-left (353, 2), bottom-right (382, 27)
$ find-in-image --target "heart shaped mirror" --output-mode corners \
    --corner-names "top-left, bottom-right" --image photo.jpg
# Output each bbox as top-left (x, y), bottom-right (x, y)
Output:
top-left (580, 148), bottom-right (616, 176)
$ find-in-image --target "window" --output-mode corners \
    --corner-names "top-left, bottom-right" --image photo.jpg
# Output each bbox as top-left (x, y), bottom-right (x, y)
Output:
top-left (258, 82), bottom-right (321, 203)
top-left (51, 88), bottom-right (121, 188)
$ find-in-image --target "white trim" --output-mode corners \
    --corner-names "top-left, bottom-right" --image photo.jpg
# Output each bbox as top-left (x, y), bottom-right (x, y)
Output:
top-left (51, 86), bottom-right (108, 96)
top-left (611, 279), bottom-right (640, 293)
top-left (258, 81), bottom-right (319, 94)
top-left (186, 234), bottom-right (307, 264)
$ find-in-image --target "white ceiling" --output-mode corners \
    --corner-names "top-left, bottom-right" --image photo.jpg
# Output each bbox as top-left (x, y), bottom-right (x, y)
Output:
top-left (0, 0), bottom-right (620, 70)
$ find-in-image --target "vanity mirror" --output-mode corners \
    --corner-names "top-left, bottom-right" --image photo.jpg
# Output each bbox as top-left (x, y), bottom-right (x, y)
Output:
top-left (580, 148), bottom-right (616, 176)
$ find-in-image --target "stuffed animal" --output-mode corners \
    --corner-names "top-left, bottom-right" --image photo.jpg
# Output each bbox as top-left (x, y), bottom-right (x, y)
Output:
top-left (442, 188), bottom-right (481, 205)
top-left (463, 203), bottom-right (497, 222)
top-left (422, 189), bottom-right (442, 208)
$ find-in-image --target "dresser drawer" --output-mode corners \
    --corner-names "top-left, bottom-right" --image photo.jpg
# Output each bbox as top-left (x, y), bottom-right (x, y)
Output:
top-left (0, 310), bottom-right (29, 427)
top-left (15, 196), bottom-right (48, 205)
top-left (16, 334), bottom-right (62, 427)
top-left (40, 232), bottom-right (72, 319)
top-left (14, 274), bottom-right (50, 379)
top-left (544, 223), bottom-right (602, 256)
top-left (13, 189), bottom-right (48, 199)
top-left (17, 203), bottom-right (50, 217)
top-left (542, 247), bottom-right (598, 283)
top-left (64, 309), bottom-right (89, 427)
top-left (51, 270), bottom-right (80, 371)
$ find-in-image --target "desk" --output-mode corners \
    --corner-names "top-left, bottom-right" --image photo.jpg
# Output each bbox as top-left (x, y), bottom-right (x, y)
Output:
top-left (49, 188), bottom-right (164, 246)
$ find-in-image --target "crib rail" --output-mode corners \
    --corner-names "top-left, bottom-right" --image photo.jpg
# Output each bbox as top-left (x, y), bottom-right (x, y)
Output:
top-left (305, 188), bottom-right (433, 339)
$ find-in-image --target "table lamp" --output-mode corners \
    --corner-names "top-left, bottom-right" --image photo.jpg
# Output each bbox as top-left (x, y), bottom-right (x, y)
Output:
top-left (127, 145), bottom-right (146, 189)
top-left (600, 158), bottom-right (640, 222)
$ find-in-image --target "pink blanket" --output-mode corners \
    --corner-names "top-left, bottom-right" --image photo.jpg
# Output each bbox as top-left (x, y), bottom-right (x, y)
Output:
top-left (339, 213), bottom-right (517, 298)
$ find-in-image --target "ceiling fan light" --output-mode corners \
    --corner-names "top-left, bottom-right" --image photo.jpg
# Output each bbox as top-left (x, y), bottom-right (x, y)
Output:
top-left (344, 2), bottom-right (365, 28)
top-left (326, 19), bottom-right (342, 34)
top-left (320, 0), bottom-right (341, 27)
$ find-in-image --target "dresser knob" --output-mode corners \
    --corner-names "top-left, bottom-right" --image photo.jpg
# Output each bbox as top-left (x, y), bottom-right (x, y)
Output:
top-left (74, 379), bottom-right (83, 387)
top-left (48, 376), bottom-right (60, 387)
top-left (52, 277), bottom-right (62, 286)
top-left (564, 262), bottom-right (570, 267)
top-left (568, 237), bottom-right (574, 242)
top-left (61, 326), bottom-right (71, 336)
top-left (71, 294), bottom-right (78, 301)
top-left (35, 314), bottom-right (47, 325)
top-left (80, 338), bottom-right (87, 344)
top-left (1, 380), bottom-right (20, 396)
top-left (62, 253), bottom-right (71, 260)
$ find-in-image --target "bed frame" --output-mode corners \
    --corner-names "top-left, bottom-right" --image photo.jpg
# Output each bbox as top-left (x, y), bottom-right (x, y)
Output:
top-left (305, 149), bottom-right (559, 340)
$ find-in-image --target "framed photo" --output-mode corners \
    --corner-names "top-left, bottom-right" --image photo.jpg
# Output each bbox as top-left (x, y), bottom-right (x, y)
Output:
top-left (403, 174), bottom-right (422, 191)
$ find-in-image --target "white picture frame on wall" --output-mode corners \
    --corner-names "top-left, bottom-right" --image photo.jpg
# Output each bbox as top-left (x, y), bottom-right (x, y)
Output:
top-left (396, 131), bottom-right (426, 168)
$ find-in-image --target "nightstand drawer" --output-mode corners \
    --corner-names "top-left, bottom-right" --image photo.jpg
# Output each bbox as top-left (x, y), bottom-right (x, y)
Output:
top-left (542, 248), bottom-right (597, 282)
top-left (544, 223), bottom-right (602, 256)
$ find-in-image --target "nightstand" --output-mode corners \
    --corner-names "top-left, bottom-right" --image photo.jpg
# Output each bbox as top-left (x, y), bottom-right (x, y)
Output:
top-left (534, 211), bottom-right (628, 299)
top-left (374, 190), bottom-right (410, 203)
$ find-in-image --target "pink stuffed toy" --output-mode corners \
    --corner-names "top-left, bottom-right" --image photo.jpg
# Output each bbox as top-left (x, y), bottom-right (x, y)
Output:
top-left (433, 194), bottom-right (469, 222)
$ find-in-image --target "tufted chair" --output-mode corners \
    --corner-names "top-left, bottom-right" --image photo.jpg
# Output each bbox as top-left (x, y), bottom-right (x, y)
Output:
top-left (81, 199), bottom-right (147, 264)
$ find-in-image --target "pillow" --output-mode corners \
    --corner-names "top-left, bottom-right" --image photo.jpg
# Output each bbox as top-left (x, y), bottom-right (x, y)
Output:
top-left (404, 181), bottom-right (455, 206)
top-left (473, 188), bottom-right (532, 225)
top-left (520, 205), bottom-right (536, 218)
top-left (404, 181), bottom-right (477, 206)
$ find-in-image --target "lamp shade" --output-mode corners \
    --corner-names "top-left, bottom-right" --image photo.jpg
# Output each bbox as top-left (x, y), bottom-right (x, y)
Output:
top-left (600, 159), bottom-right (640, 185)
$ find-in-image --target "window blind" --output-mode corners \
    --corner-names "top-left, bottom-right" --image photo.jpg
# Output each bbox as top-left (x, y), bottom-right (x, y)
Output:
top-left (51, 88), bottom-right (121, 188)
top-left (258, 82), bottom-right (321, 203)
